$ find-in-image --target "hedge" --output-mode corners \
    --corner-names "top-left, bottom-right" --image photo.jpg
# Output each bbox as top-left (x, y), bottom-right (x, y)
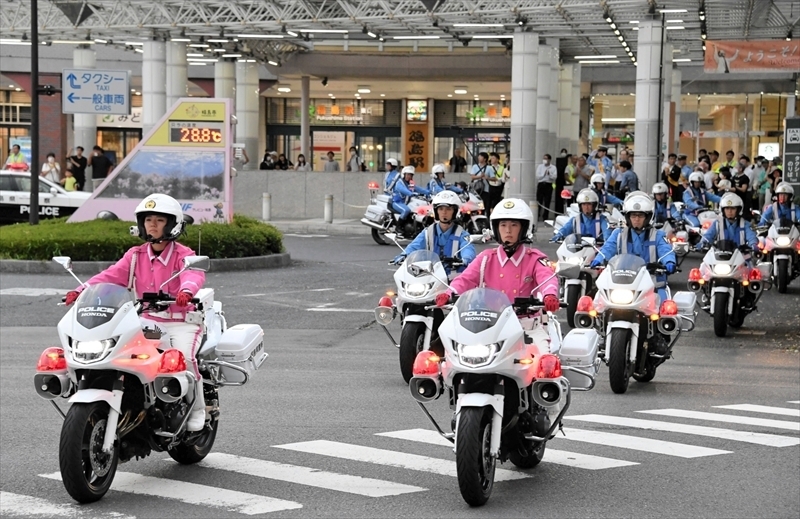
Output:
top-left (0, 215), bottom-right (283, 261)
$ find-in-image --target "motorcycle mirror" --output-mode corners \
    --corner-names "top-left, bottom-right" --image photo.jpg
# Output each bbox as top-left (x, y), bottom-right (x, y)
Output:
top-left (184, 255), bottom-right (210, 272)
top-left (384, 232), bottom-right (405, 251)
top-left (52, 256), bottom-right (86, 286)
top-left (544, 220), bottom-right (555, 227)
top-left (555, 262), bottom-right (581, 280)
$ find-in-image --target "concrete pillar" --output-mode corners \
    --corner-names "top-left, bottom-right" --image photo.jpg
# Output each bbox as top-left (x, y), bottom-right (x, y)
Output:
top-left (571, 64), bottom-right (582, 153)
top-left (235, 61), bottom-right (259, 171)
top-left (548, 39), bottom-right (560, 156)
top-left (558, 64), bottom-right (573, 153)
top-left (535, 43), bottom-right (551, 163)
top-left (671, 67), bottom-right (682, 153)
top-left (634, 19), bottom-right (664, 193)
top-left (166, 41), bottom-right (187, 110)
top-left (72, 46), bottom-right (96, 152)
top-left (142, 41), bottom-right (166, 136)
top-left (301, 76), bottom-right (310, 161)
top-left (788, 95), bottom-right (797, 117)
top-left (508, 31), bottom-right (539, 205)
top-left (661, 43), bottom-right (673, 158)
top-left (214, 60), bottom-right (235, 100)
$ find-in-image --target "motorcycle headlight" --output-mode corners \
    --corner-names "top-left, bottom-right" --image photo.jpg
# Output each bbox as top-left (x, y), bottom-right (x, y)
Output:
top-left (404, 282), bottom-right (433, 297)
top-left (712, 264), bottom-right (732, 276)
top-left (478, 202), bottom-right (485, 210)
top-left (775, 236), bottom-right (791, 247)
top-left (566, 256), bottom-right (583, 265)
top-left (609, 289), bottom-right (635, 305)
top-left (457, 342), bottom-right (500, 366)
top-left (71, 338), bottom-right (116, 363)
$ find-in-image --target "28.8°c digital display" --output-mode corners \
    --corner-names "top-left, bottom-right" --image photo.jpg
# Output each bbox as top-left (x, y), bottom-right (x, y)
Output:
top-left (169, 126), bottom-right (223, 143)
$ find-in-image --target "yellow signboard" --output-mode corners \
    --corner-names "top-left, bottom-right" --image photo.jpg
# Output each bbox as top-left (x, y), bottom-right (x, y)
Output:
top-left (144, 101), bottom-right (228, 147)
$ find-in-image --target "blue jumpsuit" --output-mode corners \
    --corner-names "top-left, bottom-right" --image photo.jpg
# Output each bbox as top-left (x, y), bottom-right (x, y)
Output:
top-left (701, 217), bottom-right (759, 250)
top-left (654, 200), bottom-right (679, 224)
top-left (552, 213), bottom-right (611, 243)
top-left (383, 169), bottom-right (400, 194)
top-left (427, 178), bottom-right (463, 195)
top-left (392, 179), bottom-right (430, 219)
top-left (758, 202), bottom-right (800, 226)
top-left (397, 223), bottom-right (476, 276)
top-left (682, 186), bottom-right (721, 227)
top-left (591, 187), bottom-right (623, 207)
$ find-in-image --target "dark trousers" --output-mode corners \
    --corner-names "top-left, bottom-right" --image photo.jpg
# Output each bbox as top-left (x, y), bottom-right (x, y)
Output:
top-left (537, 181), bottom-right (553, 219)
top-left (486, 184), bottom-right (505, 216)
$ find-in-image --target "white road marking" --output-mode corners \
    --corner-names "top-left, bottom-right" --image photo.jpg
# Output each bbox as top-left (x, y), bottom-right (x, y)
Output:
top-left (732, 330), bottom-right (766, 335)
top-left (306, 308), bottom-right (374, 313)
top-left (195, 453), bottom-right (425, 497)
top-left (376, 428), bottom-right (636, 470)
top-left (0, 288), bottom-right (65, 296)
top-left (309, 288), bottom-right (335, 292)
top-left (786, 401), bottom-right (800, 404)
top-left (239, 293), bottom-right (267, 297)
top-left (559, 428), bottom-right (731, 458)
top-left (283, 234), bottom-right (330, 238)
top-left (714, 404), bottom-right (800, 418)
top-left (637, 409), bottom-right (800, 432)
top-left (274, 440), bottom-right (530, 481)
top-left (39, 472), bottom-right (301, 515)
top-left (566, 415), bottom-right (800, 447)
top-left (0, 491), bottom-right (135, 519)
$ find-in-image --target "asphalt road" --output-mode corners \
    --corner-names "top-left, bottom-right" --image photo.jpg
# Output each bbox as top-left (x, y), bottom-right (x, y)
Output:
top-left (1, 233), bottom-right (799, 518)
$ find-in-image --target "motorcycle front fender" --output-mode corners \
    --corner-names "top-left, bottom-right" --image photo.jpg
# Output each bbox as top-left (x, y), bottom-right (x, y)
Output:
top-left (606, 320), bottom-right (639, 362)
top-left (403, 314), bottom-right (433, 327)
top-left (69, 388), bottom-right (123, 414)
top-left (710, 286), bottom-right (735, 314)
top-left (455, 393), bottom-right (504, 457)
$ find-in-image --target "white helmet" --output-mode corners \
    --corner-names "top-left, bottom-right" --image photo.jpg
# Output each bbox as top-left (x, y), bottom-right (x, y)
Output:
top-left (719, 192), bottom-right (743, 217)
top-left (717, 179), bottom-right (732, 191)
top-left (575, 188), bottom-right (599, 213)
top-left (490, 198), bottom-right (533, 254)
top-left (431, 190), bottom-right (462, 221)
top-left (652, 182), bottom-right (669, 196)
top-left (689, 172), bottom-right (705, 185)
top-left (622, 192), bottom-right (654, 229)
top-left (401, 165), bottom-right (415, 176)
top-left (590, 173), bottom-right (605, 186)
top-left (775, 182), bottom-right (795, 196)
top-left (134, 193), bottom-right (185, 243)
top-left (431, 163), bottom-right (447, 180)
top-left (385, 158), bottom-right (398, 168)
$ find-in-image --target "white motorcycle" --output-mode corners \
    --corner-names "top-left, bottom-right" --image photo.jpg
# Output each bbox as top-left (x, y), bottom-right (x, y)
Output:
top-left (760, 218), bottom-right (800, 293)
top-left (407, 264), bottom-right (599, 507)
top-left (688, 240), bottom-right (771, 337)
top-left (457, 187), bottom-right (490, 235)
top-left (573, 253), bottom-right (696, 393)
top-left (548, 204), bottom-right (623, 237)
top-left (34, 256), bottom-right (267, 503)
top-left (361, 181), bottom-right (432, 245)
top-left (553, 234), bottom-right (598, 327)
top-left (683, 208), bottom-right (717, 249)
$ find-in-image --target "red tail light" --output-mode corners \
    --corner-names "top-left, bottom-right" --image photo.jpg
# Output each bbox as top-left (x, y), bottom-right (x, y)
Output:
top-left (796, 241), bottom-right (800, 251)
top-left (675, 236), bottom-right (686, 242)
top-left (659, 300), bottom-right (678, 316)
top-left (367, 181), bottom-right (379, 189)
top-left (412, 351), bottom-right (441, 376)
top-left (560, 189), bottom-right (573, 200)
top-left (377, 296), bottom-right (393, 307)
top-left (702, 220), bottom-right (712, 230)
top-left (37, 347), bottom-right (66, 371)
top-left (688, 268), bottom-right (702, 281)
top-left (158, 349), bottom-right (186, 373)
top-left (409, 180), bottom-right (415, 187)
top-left (536, 354), bottom-right (563, 379)
top-left (576, 296), bottom-right (594, 312)
top-left (748, 268), bottom-right (762, 281)
top-left (416, 206), bottom-right (429, 215)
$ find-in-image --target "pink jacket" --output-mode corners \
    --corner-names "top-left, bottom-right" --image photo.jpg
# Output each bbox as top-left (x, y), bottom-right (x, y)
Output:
top-left (450, 246), bottom-right (558, 301)
top-left (77, 242), bottom-right (205, 322)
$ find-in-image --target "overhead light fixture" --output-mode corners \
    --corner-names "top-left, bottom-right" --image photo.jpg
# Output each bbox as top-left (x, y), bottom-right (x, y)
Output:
top-left (367, 31), bottom-right (377, 38)
top-left (578, 60), bottom-right (621, 64)
top-left (701, 33), bottom-right (707, 40)
top-left (207, 39), bottom-right (228, 43)
top-left (454, 23), bottom-right (505, 27)
top-left (186, 53), bottom-right (204, 57)
top-left (189, 43), bottom-right (209, 48)
top-left (277, 85), bottom-right (291, 93)
top-left (601, 118), bottom-right (636, 122)
top-left (298, 29), bottom-right (349, 34)
top-left (470, 35), bottom-right (513, 39)
top-left (134, 48), bottom-right (143, 53)
top-left (380, 94), bottom-right (385, 97)
top-left (629, 20), bottom-right (639, 24)
top-left (515, 15), bottom-right (528, 26)
top-left (0, 39), bottom-right (31, 45)
top-left (659, 9), bottom-right (688, 13)
top-left (186, 58), bottom-right (218, 62)
top-left (281, 25), bottom-right (299, 37)
top-left (604, 12), bottom-right (612, 23)
top-left (618, 35), bottom-right (624, 41)
top-left (268, 60), bottom-right (279, 66)
top-left (666, 19), bottom-right (685, 23)
top-left (212, 48), bottom-right (227, 52)
top-left (787, 31), bottom-right (793, 41)
top-left (574, 54), bottom-right (617, 59)
top-left (454, 88), bottom-right (468, 94)
top-left (357, 87), bottom-right (371, 93)
top-left (447, 94), bottom-right (453, 97)
top-left (124, 41), bottom-right (143, 46)
top-left (237, 34), bottom-right (283, 39)
top-left (633, 27), bottom-right (639, 30)
top-left (392, 35), bottom-right (440, 40)
top-left (673, 58), bottom-right (692, 62)
top-left (221, 53), bottom-right (242, 58)
top-left (94, 38), bottom-right (108, 44)
top-left (321, 77), bottom-right (328, 86)
top-left (171, 38), bottom-right (191, 42)
top-left (610, 23), bottom-right (617, 29)
top-left (666, 26), bottom-right (685, 30)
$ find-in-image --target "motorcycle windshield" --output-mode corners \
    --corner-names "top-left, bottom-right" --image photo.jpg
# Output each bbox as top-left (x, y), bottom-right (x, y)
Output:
top-left (405, 250), bottom-right (441, 276)
top-left (607, 254), bottom-right (646, 285)
top-left (75, 283), bottom-right (132, 329)
top-left (454, 288), bottom-right (511, 334)
top-left (775, 218), bottom-right (794, 235)
top-left (563, 233), bottom-right (583, 253)
top-left (713, 239), bottom-right (737, 260)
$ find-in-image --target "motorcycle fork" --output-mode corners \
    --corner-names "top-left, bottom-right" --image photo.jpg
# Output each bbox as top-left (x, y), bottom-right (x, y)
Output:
top-left (102, 374), bottom-right (125, 454)
top-left (636, 318), bottom-right (652, 374)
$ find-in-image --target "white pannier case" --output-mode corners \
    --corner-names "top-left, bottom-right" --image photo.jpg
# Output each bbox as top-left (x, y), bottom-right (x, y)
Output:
top-left (214, 324), bottom-right (267, 383)
top-left (558, 328), bottom-right (601, 390)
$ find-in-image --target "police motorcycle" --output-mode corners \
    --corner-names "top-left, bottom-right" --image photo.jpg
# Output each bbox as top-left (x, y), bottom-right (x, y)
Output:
top-left (759, 218), bottom-right (800, 293)
top-left (651, 184), bottom-right (690, 263)
top-left (362, 181), bottom-right (432, 246)
top-left (458, 186), bottom-right (490, 235)
top-left (553, 234), bottom-right (599, 327)
top-left (687, 240), bottom-right (771, 337)
top-left (34, 256), bottom-right (267, 503)
top-left (548, 190), bottom-right (623, 237)
top-left (375, 230), bottom-right (489, 383)
top-left (406, 263), bottom-right (599, 506)
top-left (681, 176), bottom-right (721, 250)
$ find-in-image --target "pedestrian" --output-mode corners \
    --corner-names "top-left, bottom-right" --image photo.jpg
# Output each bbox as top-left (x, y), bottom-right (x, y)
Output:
top-left (535, 153), bottom-right (557, 220)
top-left (617, 160), bottom-right (639, 197)
top-left (565, 154), bottom-right (577, 187)
top-left (323, 151), bottom-right (340, 172)
top-left (486, 152), bottom-right (508, 216)
top-left (753, 158), bottom-right (770, 211)
top-left (449, 148), bottom-right (467, 173)
top-left (731, 163), bottom-right (752, 220)
top-left (571, 155), bottom-right (594, 196)
top-left (4, 144), bottom-right (28, 170)
top-left (89, 145), bottom-right (112, 191)
top-left (709, 150), bottom-right (722, 172)
top-left (469, 152), bottom-right (491, 196)
top-left (724, 150), bottom-right (737, 169)
top-left (60, 168), bottom-right (77, 191)
top-left (587, 146), bottom-right (613, 192)
top-left (40, 152), bottom-right (61, 183)
top-left (276, 153), bottom-right (293, 170)
top-left (345, 146), bottom-right (364, 172)
top-left (67, 147), bottom-right (87, 191)
top-left (295, 154), bottom-right (310, 171)
top-left (260, 150), bottom-right (275, 170)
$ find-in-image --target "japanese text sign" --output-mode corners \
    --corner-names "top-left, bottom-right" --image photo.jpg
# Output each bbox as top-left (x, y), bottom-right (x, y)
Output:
top-left (783, 117), bottom-right (800, 186)
top-left (62, 69), bottom-right (131, 115)
top-left (704, 41), bottom-right (800, 73)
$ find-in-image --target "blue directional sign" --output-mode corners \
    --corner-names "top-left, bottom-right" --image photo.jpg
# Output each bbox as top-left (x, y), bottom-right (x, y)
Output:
top-left (61, 69), bottom-right (130, 115)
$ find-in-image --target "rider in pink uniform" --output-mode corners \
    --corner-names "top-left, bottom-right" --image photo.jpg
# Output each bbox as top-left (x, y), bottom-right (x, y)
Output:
top-left (65, 194), bottom-right (207, 431)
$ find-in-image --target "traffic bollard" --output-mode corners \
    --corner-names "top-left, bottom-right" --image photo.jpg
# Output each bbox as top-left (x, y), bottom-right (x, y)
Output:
top-left (324, 194), bottom-right (333, 224)
top-left (262, 193), bottom-right (271, 221)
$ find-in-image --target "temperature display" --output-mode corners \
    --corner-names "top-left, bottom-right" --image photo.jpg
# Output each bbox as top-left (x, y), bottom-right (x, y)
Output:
top-left (169, 126), bottom-right (223, 144)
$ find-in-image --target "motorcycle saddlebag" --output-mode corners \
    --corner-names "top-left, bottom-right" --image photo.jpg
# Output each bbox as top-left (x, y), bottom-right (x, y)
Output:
top-left (364, 204), bottom-right (390, 224)
top-left (214, 324), bottom-right (267, 383)
top-left (558, 328), bottom-right (600, 390)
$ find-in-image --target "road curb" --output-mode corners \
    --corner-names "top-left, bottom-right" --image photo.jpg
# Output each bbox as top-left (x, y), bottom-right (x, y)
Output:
top-left (0, 253), bottom-right (292, 275)
top-left (270, 221), bottom-right (371, 236)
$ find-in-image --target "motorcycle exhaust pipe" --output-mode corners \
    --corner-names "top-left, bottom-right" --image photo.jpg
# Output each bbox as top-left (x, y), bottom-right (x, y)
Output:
top-left (409, 376), bottom-right (442, 403)
top-left (154, 373), bottom-right (189, 403)
top-left (360, 218), bottom-right (387, 231)
top-left (657, 316), bottom-right (678, 335)
top-left (532, 379), bottom-right (564, 408)
top-left (33, 373), bottom-right (70, 400)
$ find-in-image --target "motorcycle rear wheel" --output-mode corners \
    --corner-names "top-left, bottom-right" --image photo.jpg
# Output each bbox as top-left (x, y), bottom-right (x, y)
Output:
top-left (608, 328), bottom-right (631, 394)
top-left (777, 258), bottom-right (789, 294)
top-left (509, 438), bottom-right (545, 468)
top-left (371, 229), bottom-right (389, 245)
top-left (168, 404), bottom-right (219, 465)
top-left (399, 321), bottom-right (426, 383)
top-left (565, 285), bottom-right (581, 328)
top-left (59, 402), bottom-right (119, 503)
top-left (633, 358), bottom-right (657, 383)
top-left (456, 407), bottom-right (495, 507)
top-left (713, 292), bottom-right (729, 337)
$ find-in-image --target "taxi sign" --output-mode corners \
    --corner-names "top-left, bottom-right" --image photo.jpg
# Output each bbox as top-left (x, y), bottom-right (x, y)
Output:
top-left (61, 69), bottom-right (131, 115)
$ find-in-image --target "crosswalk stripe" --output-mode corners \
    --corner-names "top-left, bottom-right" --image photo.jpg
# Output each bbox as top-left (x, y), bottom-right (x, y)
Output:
top-left (39, 472), bottom-right (302, 515)
top-left (195, 452), bottom-right (426, 497)
top-left (787, 401), bottom-right (800, 404)
top-left (714, 404), bottom-right (800, 418)
top-left (0, 491), bottom-right (135, 519)
top-left (558, 428), bottom-right (732, 458)
top-left (565, 415), bottom-right (800, 448)
top-left (376, 428), bottom-right (637, 470)
top-left (637, 409), bottom-right (800, 432)
top-left (274, 440), bottom-right (530, 481)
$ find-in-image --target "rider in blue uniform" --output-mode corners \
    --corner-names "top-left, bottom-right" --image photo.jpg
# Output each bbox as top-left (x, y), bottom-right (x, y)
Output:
top-left (383, 158), bottom-right (400, 194)
top-left (392, 166), bottom-right (431, 231)
top-left (701, 192), bottom-right (759, 252)
top-left (392, 190), bottom-right (476, 276)
top-left (758, 182), bottom-right (800, 226)
top-left (591, 173), bottom-right (623, 207)
top-left (652, 182), bottom-right (680, 225)
top-left (427, 163), bottom-right (463, 195)
top-left (683, 172), bottom-right (721, 227)
top-left (591, 192), bottom-right (677, 304)
top-left (551, 188), bottom-right (611, 243)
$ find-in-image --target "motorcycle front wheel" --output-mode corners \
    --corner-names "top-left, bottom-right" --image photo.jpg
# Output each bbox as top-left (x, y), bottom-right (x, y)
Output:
top-left (776, 258), bottom-right (789, 294)
top-left (59, 402), bottom-right (119, 503)
top-left (713, 292), bottom-right (729, 337)
top-left (456, 407), bottom-right (495, 507)
top-left (565, 285), bottom-right (582, 328)
top-left (371, 228), bottom-right (389, 245)
top-left (399, 321), bottom-right (426, 383)
top-left (608, 328), bottom-right (631, 394)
